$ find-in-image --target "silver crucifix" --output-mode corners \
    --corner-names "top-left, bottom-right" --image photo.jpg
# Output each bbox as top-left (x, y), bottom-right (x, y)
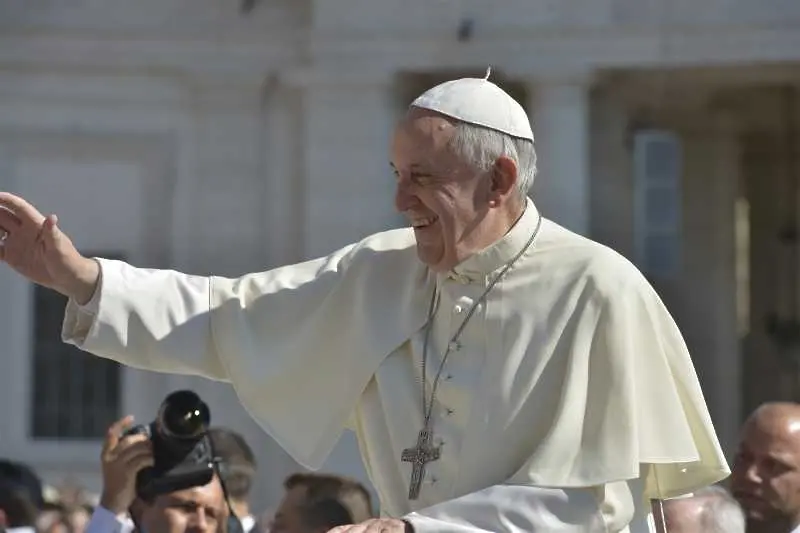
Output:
top-left (401, 428), bottom-right (441, 500)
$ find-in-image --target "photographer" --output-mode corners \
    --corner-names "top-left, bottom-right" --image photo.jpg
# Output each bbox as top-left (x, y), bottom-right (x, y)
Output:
top-left (86, 416), bottom-right (229, 533)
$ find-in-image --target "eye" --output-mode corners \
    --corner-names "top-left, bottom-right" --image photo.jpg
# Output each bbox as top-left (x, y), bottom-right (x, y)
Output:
top-left (410, 173), bottom-right (435, 186)
top-left (765, 457), bottom-right (793, 475)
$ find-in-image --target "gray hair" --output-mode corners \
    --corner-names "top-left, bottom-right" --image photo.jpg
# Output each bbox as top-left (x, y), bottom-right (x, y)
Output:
top-left (448, 121), bottom-right (537, 201)
top-left (691, 485), bottom-right (746, 533)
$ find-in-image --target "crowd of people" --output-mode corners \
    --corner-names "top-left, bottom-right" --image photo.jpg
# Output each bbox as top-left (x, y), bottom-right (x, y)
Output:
top-left (0, 418), bottom-right (375, 533)
top-left (0, 399), bottom-right (798, 533)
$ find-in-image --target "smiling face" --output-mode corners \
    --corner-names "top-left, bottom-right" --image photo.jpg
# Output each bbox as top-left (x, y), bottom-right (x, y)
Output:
top-left (390, 107), bottom-right (522, 272)
top-left (731, 403), bottom-right (800, 532)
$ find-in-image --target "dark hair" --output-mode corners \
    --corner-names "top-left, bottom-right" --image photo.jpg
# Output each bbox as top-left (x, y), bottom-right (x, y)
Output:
top-left (300, 498), bottom-right (354, 531)
top-left (283, 473), bottom-right (373, 524)
top-left (0, 460), bottom-right (44, 510)
top-left (207, 428), bottom-right (257, 501)
top-left (0, 484), bottom-right (39, 528)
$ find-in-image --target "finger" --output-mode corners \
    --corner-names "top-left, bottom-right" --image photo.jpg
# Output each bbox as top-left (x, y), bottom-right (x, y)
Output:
top-left (327, 526), bottom-right (357, 533)
top-left (0, 193), bottom-right (45, 225)
top-left (126, 451), bottom-right (155, 474)
top-left (115, 438), bottom-right (152, 463)
top-left (39, 215), bottom-right (60, 246)
top-left (0, 207), bottom-right (22, 232)
top-left (103, 415), bottom-right (135, 457)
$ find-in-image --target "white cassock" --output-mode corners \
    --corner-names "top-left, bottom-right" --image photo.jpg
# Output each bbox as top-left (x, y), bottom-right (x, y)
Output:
top-left (62, 199), bottom-right (728, 532)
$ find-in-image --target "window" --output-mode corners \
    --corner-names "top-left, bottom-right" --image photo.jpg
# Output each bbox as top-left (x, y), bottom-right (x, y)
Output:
top-left (30, 253), bottom-right (123, 440)
top-left (633, 130), bottom-right (683, 279)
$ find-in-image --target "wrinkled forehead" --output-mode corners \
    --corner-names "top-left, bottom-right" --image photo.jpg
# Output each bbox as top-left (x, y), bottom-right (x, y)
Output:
top-left (391, 107), bottom-right (463, 168)
top-left (158, 478), bottom-right (225, 508)
top-left (394, 107), bottom-right (457, 146)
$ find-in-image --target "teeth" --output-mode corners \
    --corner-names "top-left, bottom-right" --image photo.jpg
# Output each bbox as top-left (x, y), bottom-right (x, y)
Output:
top-left (412, 217), bottom-right (437, 228)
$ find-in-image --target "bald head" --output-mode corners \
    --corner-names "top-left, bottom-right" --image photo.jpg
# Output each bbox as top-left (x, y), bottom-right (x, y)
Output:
top-left (731, 402), bottom-right (800, 532)
top-left (662, 487), bottom-right (744, 533)
top-left (747, 402), bottom-right (800, 433)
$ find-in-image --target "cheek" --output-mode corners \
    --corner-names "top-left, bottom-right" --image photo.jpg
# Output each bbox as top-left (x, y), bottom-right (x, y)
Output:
top-left (158, 509), bottom-right (189, 530)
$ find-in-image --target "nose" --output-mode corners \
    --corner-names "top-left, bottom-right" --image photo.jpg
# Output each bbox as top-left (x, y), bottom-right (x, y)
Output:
top-left (394, 177), bottom-right (416, 213)
top-left (743, 462), bottom-right (762, 484)
top-left (187, 509), bottom-right (210, 533)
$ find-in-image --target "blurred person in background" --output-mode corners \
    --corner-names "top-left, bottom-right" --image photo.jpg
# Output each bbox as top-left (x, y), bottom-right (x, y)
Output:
top-left (38, 502), bottom-right (74, 533)
top-left (731, 402), bottom-right (800, 532)
top-left (207, 428), bottom-right (258, 533)
top-left (0, 484), bottom-right (39, 533)
top-left (86, 416), bottom-right (228, 533)
top-left (270, 473), bottom-right (372, 533)
top-left (658, 485), bottom-right (745, 533)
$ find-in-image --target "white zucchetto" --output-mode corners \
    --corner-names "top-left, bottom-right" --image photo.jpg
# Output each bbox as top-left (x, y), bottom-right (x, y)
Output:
top-left (409, 74), bottom-right (534, 142)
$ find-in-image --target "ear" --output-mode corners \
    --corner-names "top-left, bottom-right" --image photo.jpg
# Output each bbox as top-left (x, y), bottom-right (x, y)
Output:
top-left (489, 156), bottom-right (518, 203)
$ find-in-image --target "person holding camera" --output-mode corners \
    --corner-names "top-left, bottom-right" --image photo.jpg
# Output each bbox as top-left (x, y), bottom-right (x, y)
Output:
top-left (86, 416), bottom-right (229, 533)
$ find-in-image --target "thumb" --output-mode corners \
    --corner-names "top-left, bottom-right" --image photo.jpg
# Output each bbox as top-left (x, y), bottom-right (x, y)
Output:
top-left (42, 214), bottom-right (62, 246)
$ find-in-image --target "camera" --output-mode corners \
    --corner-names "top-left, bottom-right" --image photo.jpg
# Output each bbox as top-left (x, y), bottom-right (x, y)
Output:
top-left (124, 390), bottom-right (215, 500)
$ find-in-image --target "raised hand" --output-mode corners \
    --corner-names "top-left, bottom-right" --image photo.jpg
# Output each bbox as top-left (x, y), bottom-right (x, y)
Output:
top-left (0, 192), bottom-right (99, 303)
top-left (99, 415), bottom-right (154, 515)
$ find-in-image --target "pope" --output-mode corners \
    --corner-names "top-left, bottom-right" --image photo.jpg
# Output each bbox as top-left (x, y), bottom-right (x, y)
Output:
top-left (0, 75), bottom-right (729, 532)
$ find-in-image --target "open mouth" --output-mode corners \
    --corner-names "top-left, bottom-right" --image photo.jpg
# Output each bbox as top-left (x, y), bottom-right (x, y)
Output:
top-left (411, 217), bottom-right (438, 229)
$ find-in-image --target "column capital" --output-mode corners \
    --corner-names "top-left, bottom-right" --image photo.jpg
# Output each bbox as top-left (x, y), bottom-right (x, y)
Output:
top-left (275, 66), bottom-right (395, 89)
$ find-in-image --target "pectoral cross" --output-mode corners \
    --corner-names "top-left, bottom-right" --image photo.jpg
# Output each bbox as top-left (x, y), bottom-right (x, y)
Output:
top-left (401, 427), bottom-right (441, 500)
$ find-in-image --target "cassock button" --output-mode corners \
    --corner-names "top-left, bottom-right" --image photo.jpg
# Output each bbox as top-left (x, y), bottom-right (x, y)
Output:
top-left (445, 408), bottom-right (455, 416)
top-left (453, 305), bottom-right (464, 314)
top-left (444, 374), bottom-right (453, 381)
top-left (448, 341), bottom-right (461, 352)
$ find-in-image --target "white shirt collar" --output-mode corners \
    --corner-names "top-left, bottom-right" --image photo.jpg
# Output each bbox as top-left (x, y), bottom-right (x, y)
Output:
top-left (240, 514), bottom-right (256, 533)
top-left (449, 197), bottom-right (539, 279)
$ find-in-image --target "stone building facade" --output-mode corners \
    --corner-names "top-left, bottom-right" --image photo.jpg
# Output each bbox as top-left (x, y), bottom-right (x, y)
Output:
top-left (1, 0), bottom-right (799, 511)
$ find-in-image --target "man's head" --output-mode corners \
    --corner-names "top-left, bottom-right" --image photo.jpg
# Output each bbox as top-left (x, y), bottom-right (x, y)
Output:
top-left (392, 77), bottom-right (537, 272)
top-left (0, 484), bottom-right (39, 529)
top-left (135, 476), bottom-right (228, 533)
top-left (661, 486), bottom-right (744, 533)
top-left (207, 427), bottom-right (257, 515)
top-left (731, 402), bottom-right (800, 531)
top-left (270, 473), bottom-right (373, 533)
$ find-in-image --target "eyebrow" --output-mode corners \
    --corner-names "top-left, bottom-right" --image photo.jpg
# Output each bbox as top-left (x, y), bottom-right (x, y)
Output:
top-left (389, 162), bottom-right (433, 172)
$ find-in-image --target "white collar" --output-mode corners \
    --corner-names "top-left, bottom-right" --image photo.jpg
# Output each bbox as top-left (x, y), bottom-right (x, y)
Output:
top-left (448, 197), bottom-right (539, 279)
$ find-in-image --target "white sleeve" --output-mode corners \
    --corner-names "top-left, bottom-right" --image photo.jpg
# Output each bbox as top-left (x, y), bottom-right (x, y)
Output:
top-left (84, 506), bottom-right (134, 533)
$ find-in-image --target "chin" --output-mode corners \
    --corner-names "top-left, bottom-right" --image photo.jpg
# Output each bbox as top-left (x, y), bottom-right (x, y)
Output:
top-left (415, 247), bottom-right (448, 272)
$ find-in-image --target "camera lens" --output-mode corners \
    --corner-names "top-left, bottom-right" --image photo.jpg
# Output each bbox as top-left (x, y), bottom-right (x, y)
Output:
top-left (157, 390), bottom-right (210, 439)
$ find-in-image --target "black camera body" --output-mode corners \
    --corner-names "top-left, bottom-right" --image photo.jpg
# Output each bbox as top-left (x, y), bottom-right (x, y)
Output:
top-left (124, 390), bottom-right (215, 500)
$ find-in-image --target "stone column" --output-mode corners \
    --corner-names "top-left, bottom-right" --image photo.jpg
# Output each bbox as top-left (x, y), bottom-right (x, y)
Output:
top-left (527, 74), bottom-right (593, 235)
top-left (705, 112), bottom-right (742, 456)
top-left (286, 68), bottom-right (399, 259)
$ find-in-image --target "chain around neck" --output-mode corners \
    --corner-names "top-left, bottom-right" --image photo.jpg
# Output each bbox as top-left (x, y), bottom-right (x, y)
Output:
top-left (419, 212), bottom-right (543, 427)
